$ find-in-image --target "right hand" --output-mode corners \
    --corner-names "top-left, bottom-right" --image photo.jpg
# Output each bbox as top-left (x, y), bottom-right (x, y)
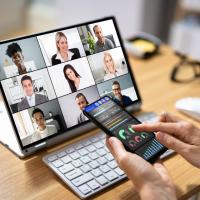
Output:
top-left (133, 112), bottom-right (200, 168)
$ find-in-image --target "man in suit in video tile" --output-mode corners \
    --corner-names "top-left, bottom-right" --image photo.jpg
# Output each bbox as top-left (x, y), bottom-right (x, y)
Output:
top-left (75, 93), bottom-right (89, 124)
top-left (18, 75), bottom-right (48, 111)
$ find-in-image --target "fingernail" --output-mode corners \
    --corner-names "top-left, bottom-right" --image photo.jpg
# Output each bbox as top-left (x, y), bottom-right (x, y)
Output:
top-left (156, 132), bottom-right (164, 141)
top-left (132, 124), bottom-right (139, 128)
top-left (109, 137), bottom-right (116, 145)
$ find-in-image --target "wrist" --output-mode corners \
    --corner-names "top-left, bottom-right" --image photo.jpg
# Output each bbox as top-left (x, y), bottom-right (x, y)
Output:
top-left (138, 183), bottom-right (176, 200)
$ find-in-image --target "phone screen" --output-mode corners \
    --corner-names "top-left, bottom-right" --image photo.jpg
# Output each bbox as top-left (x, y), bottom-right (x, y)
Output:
top-left (84, 96), bottom-right (155, 151)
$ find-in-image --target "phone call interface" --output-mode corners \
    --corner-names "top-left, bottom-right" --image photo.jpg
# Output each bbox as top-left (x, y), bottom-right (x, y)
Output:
top-left (84, 96), bottom-right (155, 151)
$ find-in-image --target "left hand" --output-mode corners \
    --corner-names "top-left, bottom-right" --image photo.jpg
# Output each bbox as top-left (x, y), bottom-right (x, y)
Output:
top-left (106, 136), bottom-right (176, 200)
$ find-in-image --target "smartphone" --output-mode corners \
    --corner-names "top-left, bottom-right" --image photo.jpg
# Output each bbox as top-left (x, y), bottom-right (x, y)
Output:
top-left (83, 96), bottom-right (167, 163)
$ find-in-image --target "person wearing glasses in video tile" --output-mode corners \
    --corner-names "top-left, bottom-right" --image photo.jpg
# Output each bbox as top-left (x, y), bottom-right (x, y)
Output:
top-left (112, 81), bottom-right (132, 107)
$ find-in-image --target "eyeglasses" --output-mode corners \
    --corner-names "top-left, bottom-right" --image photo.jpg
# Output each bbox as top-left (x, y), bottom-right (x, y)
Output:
top-left (170, 52), bottom-right (200, 83)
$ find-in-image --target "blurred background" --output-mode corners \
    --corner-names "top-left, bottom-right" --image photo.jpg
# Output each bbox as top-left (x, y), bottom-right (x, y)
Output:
top-left (1, 0), bottom-right (200, 60)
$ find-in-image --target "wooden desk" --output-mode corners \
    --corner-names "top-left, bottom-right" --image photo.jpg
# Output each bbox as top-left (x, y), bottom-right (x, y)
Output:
top-left (0, 45), bottom-right (199, 200)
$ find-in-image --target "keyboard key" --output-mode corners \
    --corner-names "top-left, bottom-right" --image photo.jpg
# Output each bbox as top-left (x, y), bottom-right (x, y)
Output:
top-left (96, 175), bottom-right (108, 186)
top-left (99, 164), bottom-right (110, 173)
top-left (86, 145), bottom-right (96, 152)
top-left (89, 160), bottom-right (99, 169)
top-left (87, 179), bottom-right (100, 190)
top-left (96, 148), bottom-right (107, 156)
top-left (98, 134), bottom-right (106, 139)
top-left (52, 160), bottom-right (64, 168)
top-left (74, 143), bottom-right (84, 150)
top-left (78, 148), bottom-right (89, 156)
top-left (72, 159), bottom-right (83, 168)
top-left (88, 152), bottom-right (99, 160)
top-left (47, 155), bottom-right (57, 162)
top-left (61, 155), bottom-right (72, 164)
top-left (80, 164), bottom-right (91, 173)
top-left (91, 168), bottom-right (102, 177)
top-left (65, 169), bottom-right (83, 180)
top-left (78, 184), bottom-right (91, 195)
top-left (115, 167), bottom-right (125, 176)
top-left (107, 160), bottom-right (117, 169)
top-left (97, 157), bottom-right (107, 165)
top-left (72, 172), bottom-right (93, 187)
top-left (57, 151), bottom-right (66, 158)
top-left (80, 156), bottom-right (91, 164)
top-left (83, 140), bottom-right (92, 146)
top-left (66, 147), bottom-right (75, 154)
top-left (70, 152), bottom-right (80, 160)
top-left (104, 153), bottom-right (114, 161)
top-left (59, 163), bottom-right (74, 174)
top-left (104, 171), bottom-right (118, 181)
top-left (90, 136), bottom-right (99, 143)
top-left (93, 141), bottom-right (104, 149)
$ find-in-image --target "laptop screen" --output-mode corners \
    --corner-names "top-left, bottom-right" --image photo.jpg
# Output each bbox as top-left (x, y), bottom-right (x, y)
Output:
top-left (0, 17), bottom-right (140, 149)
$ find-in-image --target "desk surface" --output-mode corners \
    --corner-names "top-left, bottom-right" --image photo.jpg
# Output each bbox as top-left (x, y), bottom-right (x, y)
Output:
top-left (0, 45), bottom-right (200, 200)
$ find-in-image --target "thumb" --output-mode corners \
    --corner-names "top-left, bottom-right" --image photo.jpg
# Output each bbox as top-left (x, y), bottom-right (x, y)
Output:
top-left (108, 137), bottom-right (156, 185)
top-left (107, 137), bottom-right (127, 161)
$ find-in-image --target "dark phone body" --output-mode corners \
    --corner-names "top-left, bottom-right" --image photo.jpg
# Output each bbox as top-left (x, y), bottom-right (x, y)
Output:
top-left (83, 96), bottom-right (167, 163)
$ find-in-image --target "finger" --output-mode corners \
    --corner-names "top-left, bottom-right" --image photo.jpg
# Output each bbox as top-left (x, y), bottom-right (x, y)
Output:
top-left (156, 131), bottom-right (190, 154)
top-left (132, 122), bottom-right (181, 135)
top-left (159, 112), bottom-right (168, 122)
top-left (159, 112), bottom-right (181, 123)
top-left (106, 136), bottom-right (115, 156)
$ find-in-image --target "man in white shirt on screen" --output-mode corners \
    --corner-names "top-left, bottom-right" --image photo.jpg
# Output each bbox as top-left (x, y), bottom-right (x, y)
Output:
top-left (17, 75), bottom-right (48, 111)
top-left (31, 108), bottom-right (57, 143)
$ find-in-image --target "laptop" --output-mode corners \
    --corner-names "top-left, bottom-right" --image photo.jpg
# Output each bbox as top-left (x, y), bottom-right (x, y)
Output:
top-left (0, 16), bottom-right (173, 198)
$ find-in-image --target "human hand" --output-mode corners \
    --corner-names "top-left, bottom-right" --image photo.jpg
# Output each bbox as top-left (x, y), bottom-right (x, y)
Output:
top-left (106, 136), bottom-right (176, 200)
top-left (133, 112), bottom-right (200, 168)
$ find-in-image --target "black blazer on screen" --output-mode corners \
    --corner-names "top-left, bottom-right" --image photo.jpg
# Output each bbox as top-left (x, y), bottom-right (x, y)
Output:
top-left (51, 48), bottom-right (81, 65)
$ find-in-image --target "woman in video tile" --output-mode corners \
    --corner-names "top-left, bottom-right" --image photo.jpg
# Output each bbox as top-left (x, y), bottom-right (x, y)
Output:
top-left (103, 52), bottom-right (123, 81)
top-left (63, 64), bottom-right (89, 93)
top-left (51, 32), bottom-right (81, 65)
top-left (6, 43), bottom-right (30, 75)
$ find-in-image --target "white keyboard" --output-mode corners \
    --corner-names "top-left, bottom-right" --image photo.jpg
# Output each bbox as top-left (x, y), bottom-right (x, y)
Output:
top-left (43, 112), bottom-right (175, 199)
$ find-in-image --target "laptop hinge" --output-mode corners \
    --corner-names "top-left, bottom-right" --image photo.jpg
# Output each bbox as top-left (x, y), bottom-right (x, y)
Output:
top-left (34, 142), bottom-right (47, 150)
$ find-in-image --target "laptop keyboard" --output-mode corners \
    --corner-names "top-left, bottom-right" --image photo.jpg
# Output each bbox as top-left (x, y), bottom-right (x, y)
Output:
top-left (43, 112), bottom-right (175, 199)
